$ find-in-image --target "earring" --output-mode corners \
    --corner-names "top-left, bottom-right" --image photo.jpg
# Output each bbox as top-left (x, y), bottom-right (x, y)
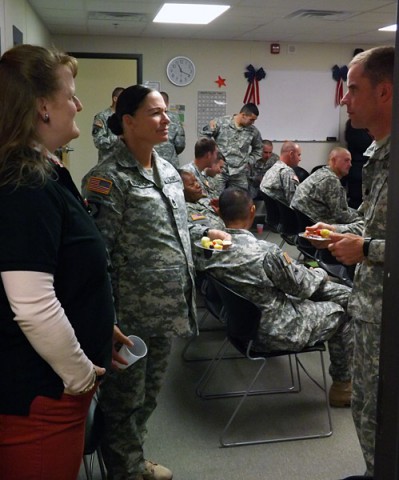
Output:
top-left (43, 113), bottom-right (49, 123)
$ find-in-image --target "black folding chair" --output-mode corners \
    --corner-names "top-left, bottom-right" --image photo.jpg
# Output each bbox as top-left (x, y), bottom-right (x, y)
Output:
top-left (196, 274), bottom-right (332, 447)
top-left (293, 165), bottom-right (310, 183)
top-left (260, 192), bottom-right (283, 245)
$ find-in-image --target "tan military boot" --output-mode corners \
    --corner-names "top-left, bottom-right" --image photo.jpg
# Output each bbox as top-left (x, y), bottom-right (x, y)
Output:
top-left (329, 380), bottom-right (352, 407)
top-left (143, 460), bottom-right (173, 480)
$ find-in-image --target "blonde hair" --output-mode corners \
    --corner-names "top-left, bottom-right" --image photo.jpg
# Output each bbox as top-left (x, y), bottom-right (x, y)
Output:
top-left (0, 44), bottom-right (78, 187)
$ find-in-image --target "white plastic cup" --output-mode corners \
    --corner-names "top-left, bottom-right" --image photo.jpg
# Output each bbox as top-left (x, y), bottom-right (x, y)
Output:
top-left (115, 335), bottom-right (147, 370)
top-left (256, 224), bottom-right (264, 234)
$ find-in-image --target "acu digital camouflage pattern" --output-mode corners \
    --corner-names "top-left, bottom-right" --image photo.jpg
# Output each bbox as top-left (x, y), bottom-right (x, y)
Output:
top-left (92, 107), bottom-right (124, 164)
top-left (290, 166), bottom-right (363, 224)
top-left (247, 153), bottom-right (279, 199)
top-left (82, 145), bottom-right (197, 339)
top-left (334, 136), bottom-right (390, 475)
top-left (154, 110), bottom-right (185, 168)
top-left (81, 144), bottom-right (200, 479)
top-left (185, 197), bottom-right (225, 230)
top-left (99, 336), bottom-right (172, 479)
top-left (260, 159), bottom-right (299, 205)
top-left (202, 171), bottom-right (224, 198)
top-left (195, 228), bottom-right (353, 382)
top-left (201, 114), bottom-right (263, 189)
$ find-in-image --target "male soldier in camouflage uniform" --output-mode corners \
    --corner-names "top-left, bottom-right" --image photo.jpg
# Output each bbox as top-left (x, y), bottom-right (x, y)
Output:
top-left (179, 170), bottom-right (225, 230)
top-left (180, 137), bottom-right (218, 196)
top-left (201, 103), bottom-right (263, 190)
top-left (307, 46), bottom-right (394, 476)
top-left (291, 147), bottom-right (363, 225)
top-left (92, 87), bottom-right (124, 164)
top-left (247, 139), bottom-right (279, 199)
top-left (202, 151), bottom-right (225, 198)
top-left (260, 141), bottom-right (301, 205)
top-left (154, 91), bottom-right (185, 168)
top-left (195, 188), bottom-right (352, 405)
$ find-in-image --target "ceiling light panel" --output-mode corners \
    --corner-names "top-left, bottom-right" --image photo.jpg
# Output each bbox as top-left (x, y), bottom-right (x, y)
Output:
top-left (153, 3), bottom-right (230, 24)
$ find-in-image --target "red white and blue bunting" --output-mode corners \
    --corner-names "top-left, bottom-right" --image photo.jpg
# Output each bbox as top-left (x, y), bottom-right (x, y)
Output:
top-left (332, 64), bottom-right (348, 107)
top-left (243, 64), bottom-right (266, 105)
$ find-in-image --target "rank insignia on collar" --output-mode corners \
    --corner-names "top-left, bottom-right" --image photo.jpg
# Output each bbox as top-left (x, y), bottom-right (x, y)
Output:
top-left (87, 176), bottom-right (112, 195)
top-left (283, 252), bottom-right (292, 264)
top-left (191, 214), bottom-right (206, 220)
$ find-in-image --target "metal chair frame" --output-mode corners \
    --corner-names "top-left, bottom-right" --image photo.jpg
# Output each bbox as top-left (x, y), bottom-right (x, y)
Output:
top-left (197, 275), bottom-right (333, 448)
top-left (82, 392), bottom-right (107, 480)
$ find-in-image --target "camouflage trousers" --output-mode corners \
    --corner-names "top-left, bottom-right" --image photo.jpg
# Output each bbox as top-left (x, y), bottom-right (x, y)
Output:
top-left (217, 170), bottom-right (248, 191)
top-left (351, 319), bottom-right (380, 476)
top-left (99, 336), bottom-right (172, 480)
top-left (310, 281), bottom-right (353, 382)
top-left (256, 281), bottom-right (353, 382)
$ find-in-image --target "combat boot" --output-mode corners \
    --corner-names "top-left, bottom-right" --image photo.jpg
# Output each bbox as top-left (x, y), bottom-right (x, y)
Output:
top-left (329, 380), bottom-right (352, 407)
top-left (143, 460), bottom-right (173, 480)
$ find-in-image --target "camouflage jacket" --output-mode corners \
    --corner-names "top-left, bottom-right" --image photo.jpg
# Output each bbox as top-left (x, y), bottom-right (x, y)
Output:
top-left (186, 197), bottom-right (225, 230)
top-left (247, 154), bottom-right (279, 198)
top-left (203, 172), bottom-right (224, 198)
top-left (154, 110), bottom-right (185, 169)
top-left (290, 166), bottom-right (362, 224)
top-left (201, 115), bottom-right (263, 175)
top-left (336, 136), bottom-right (390, 324)
top-left (260, 160), bottom-right (299, 205)
top-left (92, 107), bottom-right (124, 164)
top-left (81, 145), bottom-right (198, 338)
top-left (194, 229), bottom-right (349, 351)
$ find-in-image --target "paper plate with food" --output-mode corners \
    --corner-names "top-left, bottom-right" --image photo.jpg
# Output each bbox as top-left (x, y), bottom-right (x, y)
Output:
top-left (195, 236), bottom-right (233, 252)
top-left (298, 228), bottom-right (332, 241)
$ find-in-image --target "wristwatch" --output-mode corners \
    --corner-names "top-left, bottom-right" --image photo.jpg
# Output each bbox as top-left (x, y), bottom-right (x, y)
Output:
top-left (363, 237), bottom-right (373, 257)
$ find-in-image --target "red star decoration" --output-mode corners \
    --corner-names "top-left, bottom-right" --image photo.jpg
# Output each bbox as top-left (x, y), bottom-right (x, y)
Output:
top-left (215, 75), bottom-right (226, 88)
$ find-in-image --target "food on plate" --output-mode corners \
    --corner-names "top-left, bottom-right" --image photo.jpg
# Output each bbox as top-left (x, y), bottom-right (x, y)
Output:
top-left (200, 236), bottom-right (232, 251)
top-left (304, 228), bottom-right (331, 239)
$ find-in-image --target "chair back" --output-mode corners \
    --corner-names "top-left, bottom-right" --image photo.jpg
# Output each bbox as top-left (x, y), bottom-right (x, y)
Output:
top-left (207, 275), bottom-right (261, 345)
top-left (292, 207), bottom-right (317, 257)
top-left (260, 192), bottom-right (280, 232)
top-left (274, 199), bottom-right (300, 237)
top-left (203, 275), bottom-right (223, 320)
top-left (293, 166), bottom-right (310, 183)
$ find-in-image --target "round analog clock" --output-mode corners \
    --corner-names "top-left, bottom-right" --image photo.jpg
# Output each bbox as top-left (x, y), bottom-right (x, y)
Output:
top-left (166, 56), bottom-right (196, 86)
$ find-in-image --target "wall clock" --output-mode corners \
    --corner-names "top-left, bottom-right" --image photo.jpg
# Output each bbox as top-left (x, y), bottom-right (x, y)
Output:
top-left (166, 56), bottom-right (196, 86)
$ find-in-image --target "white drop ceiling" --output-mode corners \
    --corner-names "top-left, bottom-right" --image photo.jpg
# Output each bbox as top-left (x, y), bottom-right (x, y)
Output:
top-left (27, 0), bottom-right (397, 45)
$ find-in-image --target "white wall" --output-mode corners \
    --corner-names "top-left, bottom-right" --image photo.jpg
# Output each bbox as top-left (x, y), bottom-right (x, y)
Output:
top-left (53, 34), bottom-right (380, 180)
top-left (1, 0), bottom-right (50, 51)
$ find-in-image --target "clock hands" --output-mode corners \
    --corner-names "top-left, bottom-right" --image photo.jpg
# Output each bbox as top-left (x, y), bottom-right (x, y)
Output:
top-left (177, 64), bottom-right (190, 76)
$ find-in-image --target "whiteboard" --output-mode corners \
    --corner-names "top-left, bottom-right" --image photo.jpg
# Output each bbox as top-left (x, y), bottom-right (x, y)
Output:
top-left (256, 70), bottom-right (340, 142)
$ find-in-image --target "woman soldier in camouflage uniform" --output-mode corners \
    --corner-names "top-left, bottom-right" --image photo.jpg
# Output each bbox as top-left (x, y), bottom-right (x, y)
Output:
top-left (82, 85), bottom-right (228, 480)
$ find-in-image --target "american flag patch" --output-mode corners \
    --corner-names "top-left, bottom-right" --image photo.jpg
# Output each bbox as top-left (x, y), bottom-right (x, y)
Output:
top-left (87, 176), bottom-right (112, 195)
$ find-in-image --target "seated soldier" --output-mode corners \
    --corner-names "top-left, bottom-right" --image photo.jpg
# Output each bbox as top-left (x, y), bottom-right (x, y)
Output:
top-left (260, 141), bottom-right (301, 205)
top-left (247, 139), bottom-right (279, 199)
top-left (180, 137), bottom-right (219, 197)
top-left (291, 147), bottom-right (363, 225)
top-left (194, 187), bottom-right (353, 407)
top-left (179, 170), bottom-right (225, 230)
top-left (202, 151), bottom-right (225, 199)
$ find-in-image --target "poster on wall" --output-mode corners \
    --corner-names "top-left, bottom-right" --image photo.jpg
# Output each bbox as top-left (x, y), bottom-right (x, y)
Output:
top-left (13, 25), bottom-right (23, 46)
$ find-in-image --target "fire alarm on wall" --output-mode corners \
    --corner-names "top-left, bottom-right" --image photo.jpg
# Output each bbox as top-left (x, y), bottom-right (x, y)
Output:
top-left (270, 43), bottom-right (280, 54)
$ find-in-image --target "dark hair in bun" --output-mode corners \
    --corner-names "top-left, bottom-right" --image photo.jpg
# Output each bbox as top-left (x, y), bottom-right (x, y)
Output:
top-left (107, 84), bottom-right (153, 135)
